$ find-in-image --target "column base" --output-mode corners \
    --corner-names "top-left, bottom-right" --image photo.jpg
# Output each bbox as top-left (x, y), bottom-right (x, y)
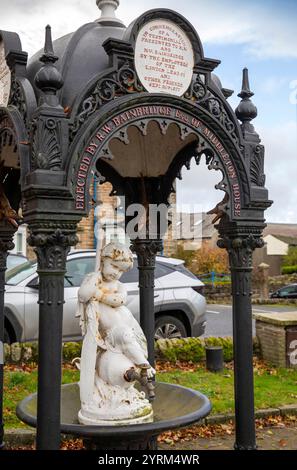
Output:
top-left (234, 442), bottom-right (257, 450)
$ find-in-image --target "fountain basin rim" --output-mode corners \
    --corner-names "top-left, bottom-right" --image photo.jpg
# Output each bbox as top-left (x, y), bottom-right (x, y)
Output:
top-left (16, 382), bottom-right (211, 438)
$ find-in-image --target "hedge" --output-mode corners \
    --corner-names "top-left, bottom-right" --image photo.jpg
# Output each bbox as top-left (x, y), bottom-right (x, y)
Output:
top-left (4, 337), bottom-right (260, 365)
top-left (155, 337), bottom-right (236, 363)
top-left (281, 265), bottom-right (297, 275)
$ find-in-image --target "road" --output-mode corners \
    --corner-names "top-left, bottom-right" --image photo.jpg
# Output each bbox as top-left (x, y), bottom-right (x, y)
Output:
top-left (204, 304), bottom-right (297, 337)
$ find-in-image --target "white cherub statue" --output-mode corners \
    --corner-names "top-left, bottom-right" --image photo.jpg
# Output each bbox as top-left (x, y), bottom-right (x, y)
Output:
top-left (76, 241), bottom-right (155, 425)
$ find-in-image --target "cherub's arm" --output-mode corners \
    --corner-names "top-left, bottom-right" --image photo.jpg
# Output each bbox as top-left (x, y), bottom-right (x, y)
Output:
top-left (101, 281), bottom-right (127, 307)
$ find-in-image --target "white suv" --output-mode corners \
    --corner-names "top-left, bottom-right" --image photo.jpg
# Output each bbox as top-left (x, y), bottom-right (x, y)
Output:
top-left (4, 250), bottom-right (206, 344)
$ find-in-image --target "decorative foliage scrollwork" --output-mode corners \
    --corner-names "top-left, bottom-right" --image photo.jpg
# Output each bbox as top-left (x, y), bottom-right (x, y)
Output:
top-left (0, 237), bottom-right (15, 270)
top-left (184, 74), bottom-right (207, 102)
top-left (31, 118), bottom-right (62, 171)
top-left (28, 228), bottom-right (78, 270)
top-left (217, 235), bottom-right (264, 296)
top-left (250, 144), bottom-right (266, 187)
top-left (71, 62), bottom-right (144, 137)
top-left (203, 96), bottom-right (238, 143)
top-left (9, 74), bottom-right (28, 124)
top-left (131, 239), bottom-right (163, 267)
top-left (218, 235), bottom-right (264, 270)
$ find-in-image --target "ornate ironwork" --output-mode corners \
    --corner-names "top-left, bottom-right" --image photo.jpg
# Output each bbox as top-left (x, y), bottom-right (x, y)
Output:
top-left (31, 118), bottom-right (62, 171)
top-left (218, 235), bottom-right (264, 272)
top-left (28, 228), bottom-right (78, 270)
top-left (71, 62), bottom-right (144, 136)
top-left (184, 73), bottom-right (207, 102)
top-left (250, 144), bottom-right (265, 187)
top-left (9, 74), bottom-right (28, 125)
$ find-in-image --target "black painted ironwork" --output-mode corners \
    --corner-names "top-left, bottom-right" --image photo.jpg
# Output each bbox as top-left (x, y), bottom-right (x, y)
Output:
top-left (131, 238), bottom-right (163, 367)
top-left (0, 6), bottom-right (273, 451)
top-left (0, 229), bottom-right (15, 449)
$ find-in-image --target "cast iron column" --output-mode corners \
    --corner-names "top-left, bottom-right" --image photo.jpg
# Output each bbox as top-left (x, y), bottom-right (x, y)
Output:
top-left (218, 234), bottom-right (263, 450)
top-left (131, 239), bottom-right (162, 367)
top-left (28, 228), bottom-right (77, 450)
top-left (0, 230), bottom-right (15, 449)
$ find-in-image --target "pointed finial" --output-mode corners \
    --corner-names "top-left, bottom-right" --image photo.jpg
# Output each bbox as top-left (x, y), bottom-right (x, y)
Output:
top-left (235, 68), bottom-right (258, 135)
top-left (40, 25), bottom-right (58, 64)
top-left (35, 25), bottom-right (63, 103)
top-left (96, 0), bottom-right (125, 27)
top-left (238, 68), bottom-right (254, 99)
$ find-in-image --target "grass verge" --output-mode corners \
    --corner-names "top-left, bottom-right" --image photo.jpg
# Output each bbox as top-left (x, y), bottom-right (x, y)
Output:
top-left (3, 363), bottom-right (297, 428)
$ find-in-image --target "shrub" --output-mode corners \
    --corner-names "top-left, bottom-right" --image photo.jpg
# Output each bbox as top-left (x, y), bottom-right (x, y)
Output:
top-left (63, 342), bottom-right (82, 362)
top-left (282, 247), bottom-right (297, 267)
top-left (281, 265), bottom-right (297, 275)
top-left (155, 336), bottom-right (236, 363)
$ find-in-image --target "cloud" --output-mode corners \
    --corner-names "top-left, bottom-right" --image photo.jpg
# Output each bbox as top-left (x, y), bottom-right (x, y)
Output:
top-left (177, 121), bottom-right (297, 224)
top-left (259, 120), bottom-right (297, 223)
top-left (259, 77), bottom-right (290, 94)
top-left (1, 0), bottom-right (297, 60)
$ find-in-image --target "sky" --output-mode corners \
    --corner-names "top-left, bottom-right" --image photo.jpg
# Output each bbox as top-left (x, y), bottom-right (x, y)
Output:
top-left (0, 0), bottom-right (296, 223)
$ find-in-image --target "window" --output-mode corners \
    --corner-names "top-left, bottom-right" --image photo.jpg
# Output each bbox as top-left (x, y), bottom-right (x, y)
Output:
top-left (120, 261), bottom-right (172, 284)
top-left (64, 257), bottom-right (95, 287)
top-left (120, 261), bottom-right (139, 283)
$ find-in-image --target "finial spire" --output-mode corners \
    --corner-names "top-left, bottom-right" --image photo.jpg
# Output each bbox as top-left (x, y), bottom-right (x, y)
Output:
top-left (235, 68), bottom-right (258, 135)
top-left (96, 0), bottom-right (124, 27)
top-left (41, 25), bottom-right (58, 64)
top-left (238, 68), bottom-right (254, 99)
top-left (35, 25), bottom-right (63, 104)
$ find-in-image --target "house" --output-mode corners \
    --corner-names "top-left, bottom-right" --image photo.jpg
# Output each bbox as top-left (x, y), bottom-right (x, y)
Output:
top-left (253, 224), bottom-right (297, 276)
top-left (170, 212), bottom-right (218, 253)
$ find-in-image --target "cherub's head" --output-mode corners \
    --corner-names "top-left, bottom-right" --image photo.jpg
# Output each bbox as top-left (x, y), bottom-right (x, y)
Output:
top-left (100, 242), bottom-right (133, 282)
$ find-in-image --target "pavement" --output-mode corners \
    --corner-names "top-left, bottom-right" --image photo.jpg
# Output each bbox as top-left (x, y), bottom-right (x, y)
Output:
top-left (204, 303), bottom-right (297, 337)
top-left (4, 423), bottom-right (297, 450)
top-left (5, 404), bottom-right (297, 450)
top-left (159, 423), bottom-right (297, 450)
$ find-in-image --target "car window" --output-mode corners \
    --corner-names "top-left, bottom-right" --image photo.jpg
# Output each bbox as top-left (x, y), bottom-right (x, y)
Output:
top-left (7, 255), bottom-right (27, 271)
top-left (121, 261), bottom-right (139, 283)
top-left (155, 262), bottom-right (172, 279)
top-left (6, 261), bottom-right (37, 285)
top-left (64, 257), bottom-right (95, 287)
top-left (280, 286), bottom-right (297, 296)
top-left (120, 261), bottom-right (172, 283)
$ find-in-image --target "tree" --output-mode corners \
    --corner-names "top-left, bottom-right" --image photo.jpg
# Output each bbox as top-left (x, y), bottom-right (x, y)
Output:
top-left (282, 246), bottom-right (297, 267)
top-left (172, 244), bottom-right (229, 275)
top-left (188, 246), bottom-right (229, 275)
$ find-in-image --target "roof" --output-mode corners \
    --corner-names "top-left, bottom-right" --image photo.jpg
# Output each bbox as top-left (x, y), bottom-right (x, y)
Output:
top-left (27, 22), bottom-right (126, 109)
top-left (26, 5), bottom-right (228, 111)
top-left (173, 212), bottom-right (216, 240)
top-left (263, 223), bottom-right (297, 239)
top-left (268, 235), bottom-right (297, 246)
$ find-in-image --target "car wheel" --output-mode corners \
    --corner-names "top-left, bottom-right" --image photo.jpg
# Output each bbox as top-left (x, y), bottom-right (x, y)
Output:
top-left (154, 316), bottom-right (187, 340)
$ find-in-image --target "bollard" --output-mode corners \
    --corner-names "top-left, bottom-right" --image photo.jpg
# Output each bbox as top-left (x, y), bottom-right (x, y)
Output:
top-left (205, 346), bottom-right (224, 372)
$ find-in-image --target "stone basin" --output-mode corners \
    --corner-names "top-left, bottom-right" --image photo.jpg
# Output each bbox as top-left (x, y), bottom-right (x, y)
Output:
top-left (16, 382), bottom-right (211, 449)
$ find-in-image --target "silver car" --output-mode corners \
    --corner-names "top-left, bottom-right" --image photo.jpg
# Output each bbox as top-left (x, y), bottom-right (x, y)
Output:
top-left (4, 250), bottom-right (206, 344)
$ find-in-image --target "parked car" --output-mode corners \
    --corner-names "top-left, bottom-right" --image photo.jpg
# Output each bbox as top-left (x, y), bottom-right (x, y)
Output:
top-left (7, 254), bottom-right (28, 272)
top-left (4, 250), bottom-right (206, 344)
top-left (270, 284), bottom-right (297, 299)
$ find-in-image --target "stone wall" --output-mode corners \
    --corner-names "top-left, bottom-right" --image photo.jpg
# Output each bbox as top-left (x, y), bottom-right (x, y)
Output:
top-left (256, 321), bottom-right (286, 367)
top-left (255, 312), bottom-right (297, 368)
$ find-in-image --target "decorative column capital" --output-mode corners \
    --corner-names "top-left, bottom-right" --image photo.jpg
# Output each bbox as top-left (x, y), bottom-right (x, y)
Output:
top-left (28, 227), bottom-right (78, 271)
top-left (218, 235), bottom-right (264, 271)
top-left (130, 239), bottom-right (163, 267)
top-left (0, 228), bottom-right (16, 270)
